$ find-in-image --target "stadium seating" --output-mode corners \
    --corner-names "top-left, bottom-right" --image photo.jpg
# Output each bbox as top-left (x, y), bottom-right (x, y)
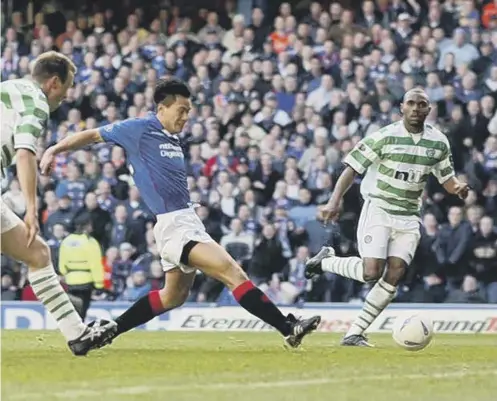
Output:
top-left (1, 0), bottom-right (496, 304)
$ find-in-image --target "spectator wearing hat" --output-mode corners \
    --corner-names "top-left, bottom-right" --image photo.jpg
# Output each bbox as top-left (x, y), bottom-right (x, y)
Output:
top-left (58, 213), bottom-right (104, 319)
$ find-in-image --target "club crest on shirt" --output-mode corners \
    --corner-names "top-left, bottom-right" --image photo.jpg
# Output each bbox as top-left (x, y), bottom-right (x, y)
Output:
top-left (425, 148), bottom-right (436, 158)
top-left (364, 235), bottom-right (373, 244)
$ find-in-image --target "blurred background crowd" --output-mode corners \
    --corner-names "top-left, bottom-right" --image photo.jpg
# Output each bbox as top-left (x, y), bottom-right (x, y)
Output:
top-left (1, 0), bottom-right (497, 306)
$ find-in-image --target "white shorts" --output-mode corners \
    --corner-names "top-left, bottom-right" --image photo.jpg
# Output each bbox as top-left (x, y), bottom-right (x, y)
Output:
top-left (357, 199), bottom-right (421, 265)
top-left (0, 198), bottom-right (22, 234)
top-left (153, 207), bottom-right (214, 274)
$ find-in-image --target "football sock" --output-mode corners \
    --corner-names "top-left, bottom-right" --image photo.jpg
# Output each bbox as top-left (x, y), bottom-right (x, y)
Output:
top-left (321, 256), bottom-right (366, 282)
top-left (115, 290), bottom-right (166, 335)
top-left (346, 278), bottom-right (396, 337)
top-left (29, 266), bottom-right (86, 341)
top-left (232, 280), bottom-right (291, 336)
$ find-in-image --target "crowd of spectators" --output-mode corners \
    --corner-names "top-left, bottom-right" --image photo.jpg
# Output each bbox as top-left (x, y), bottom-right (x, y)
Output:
top-left (1, 0), bottom-right (497, 305)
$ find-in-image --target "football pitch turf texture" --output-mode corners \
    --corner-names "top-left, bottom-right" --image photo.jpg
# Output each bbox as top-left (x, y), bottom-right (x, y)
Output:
top-left (2, 331), bottom-right (496, 401)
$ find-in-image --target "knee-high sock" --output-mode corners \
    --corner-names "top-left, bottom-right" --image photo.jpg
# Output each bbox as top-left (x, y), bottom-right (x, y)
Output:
top-left (115, 290), bottom-right (166, 335)
top-left (29, 266), bottom-right (86, 341)
top-left (321, 256), bottom-right (366, 282)
top-left (346, 278), bottom-right (396, 337)
top-left (232, 281), bottom-right (291, 336)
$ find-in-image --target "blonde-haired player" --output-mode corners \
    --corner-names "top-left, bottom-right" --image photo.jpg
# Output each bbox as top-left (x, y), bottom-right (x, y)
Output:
top-left (305, 89), bottom-right (469, 346)
top-left (0, 51), bottom-right (115, 355)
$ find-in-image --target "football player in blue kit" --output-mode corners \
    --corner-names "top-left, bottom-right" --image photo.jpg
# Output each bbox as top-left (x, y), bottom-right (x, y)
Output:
top-left (40, 78), bottom-right (321, 354)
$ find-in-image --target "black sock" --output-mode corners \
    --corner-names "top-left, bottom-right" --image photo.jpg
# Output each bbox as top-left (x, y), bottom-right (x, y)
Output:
top-left (233, 281), bottom-right (291, 336)
top-left (115, 290), bottom-right (164, 335)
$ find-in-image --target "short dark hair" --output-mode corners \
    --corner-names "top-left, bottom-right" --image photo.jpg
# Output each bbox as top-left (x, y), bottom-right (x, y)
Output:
top-left (32, 51), bottom-right (76, 84)
top-left (153, 78), bottom-right (191, 105)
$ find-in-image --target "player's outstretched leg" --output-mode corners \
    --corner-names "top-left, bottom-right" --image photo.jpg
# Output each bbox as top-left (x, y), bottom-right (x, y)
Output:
top-left (305, 246), bottom-right (367, 283)
top-left (186, 241), bottom-right (321, 348)
top-left (105, 269), bottom-right (195, 341)
top-left (1, 222), bottom-right (116, 356)
top-left (305, 246), bottom-right (395, 347)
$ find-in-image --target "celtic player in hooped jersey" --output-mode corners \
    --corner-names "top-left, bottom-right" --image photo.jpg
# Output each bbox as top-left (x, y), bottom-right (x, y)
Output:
top-left (0, 51), bottom-right (114, 355)
top-left (305, 89), bottom-right (469, 347)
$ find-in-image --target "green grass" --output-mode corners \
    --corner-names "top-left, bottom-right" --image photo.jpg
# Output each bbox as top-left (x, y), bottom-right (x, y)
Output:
top-left (2, 331), bottom-right (497, 401)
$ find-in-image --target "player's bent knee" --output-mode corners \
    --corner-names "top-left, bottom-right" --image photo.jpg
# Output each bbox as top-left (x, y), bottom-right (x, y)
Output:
top-left (363, 259), bottom-right (385, 282)
top-left (384, 258), bottom-right (407, 285)
top-left (25, 239), bottom-right (52, 269)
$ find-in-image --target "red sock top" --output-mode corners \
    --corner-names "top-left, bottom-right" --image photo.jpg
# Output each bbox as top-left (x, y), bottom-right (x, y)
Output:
top-left (232, 280), bottom-right (255, 301)
top-left (148, 290), bottom-right (165, 315)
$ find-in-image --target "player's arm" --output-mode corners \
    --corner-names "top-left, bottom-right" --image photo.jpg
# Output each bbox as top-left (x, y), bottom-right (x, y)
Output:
top-left (328, 135), bottom-right (381, 203)
top-left (16, 149), bottom-right (38, 216)
top-left (40, 128), bottom-right (103, 175)
top-left (433, 143), bottom-right (469, 199)
top-left (14, 103), bottom-right (49, 244)
top-left (442, 176), bottom-right (469, 199)
top-left (40, 119), bottom-right (139, 175)
top-left (328, 166), bottom-right (357, 206)
top-left (321, 134), bottom-right (382, 223)
top-left (43, 129), bottom-right (103, 157)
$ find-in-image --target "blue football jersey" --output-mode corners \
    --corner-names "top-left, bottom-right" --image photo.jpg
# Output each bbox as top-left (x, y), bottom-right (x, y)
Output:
top-left (99, 114), bottom-right (191, 215)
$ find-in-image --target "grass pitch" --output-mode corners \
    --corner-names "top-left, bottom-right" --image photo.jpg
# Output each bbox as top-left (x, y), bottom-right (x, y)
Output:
top-left (2, 331), bottom-right (496, 401)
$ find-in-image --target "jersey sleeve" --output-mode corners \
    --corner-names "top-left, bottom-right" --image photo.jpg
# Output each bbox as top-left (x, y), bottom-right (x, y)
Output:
top-left (432, 140), bottom-right (455, 184)
top-left (343, 132), bottom-right (383, 174)
top-left (98, 118), bottom-right (143, 150)
top-left (14, 97), bottom-right (49, 153)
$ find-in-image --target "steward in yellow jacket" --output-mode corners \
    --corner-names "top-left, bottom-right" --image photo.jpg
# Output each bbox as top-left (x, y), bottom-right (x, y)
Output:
top-left (58, 213), bottom-right (104, 319)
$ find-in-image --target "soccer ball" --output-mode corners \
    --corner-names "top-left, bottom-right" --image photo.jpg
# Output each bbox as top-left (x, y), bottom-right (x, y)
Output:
top-left (392, 314), bottom-right (433, 351)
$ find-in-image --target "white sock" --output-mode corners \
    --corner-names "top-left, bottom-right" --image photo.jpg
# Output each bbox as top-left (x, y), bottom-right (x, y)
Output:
top-left (346, 278), bottom-right (397, 337)
top-left (322, 256), bottom-right (366, 282)
top-left (29, 266), bottom-right (86, 341)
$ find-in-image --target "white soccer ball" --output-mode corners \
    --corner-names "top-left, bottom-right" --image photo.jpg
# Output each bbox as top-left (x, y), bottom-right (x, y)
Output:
top-left (392, 314), bottom-right (434, 351)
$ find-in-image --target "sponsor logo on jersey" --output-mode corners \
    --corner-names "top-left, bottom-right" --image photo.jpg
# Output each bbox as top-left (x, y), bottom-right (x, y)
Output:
top-left (395, 168), bottom-right (422, 183)
top-left (159, 143), bottom-right (184, 159)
